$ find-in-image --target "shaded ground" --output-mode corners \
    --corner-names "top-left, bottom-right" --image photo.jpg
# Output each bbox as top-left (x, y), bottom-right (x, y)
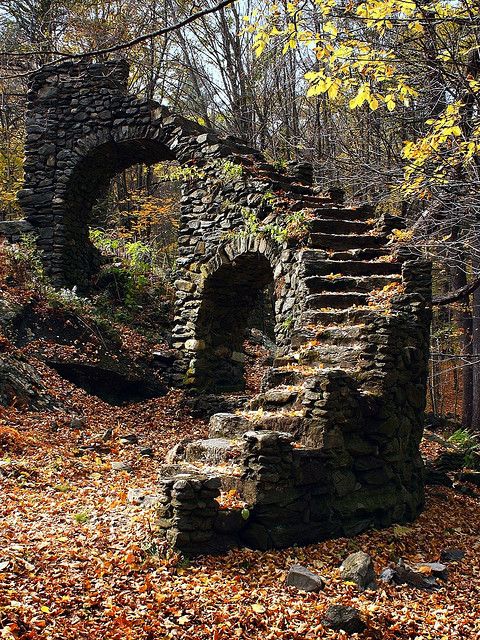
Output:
top-left (1, 375), bottom-right (479, 639)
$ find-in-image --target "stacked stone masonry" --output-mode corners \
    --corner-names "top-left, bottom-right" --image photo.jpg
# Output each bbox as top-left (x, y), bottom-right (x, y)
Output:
top-left (12, 61), bottom-right (432, 553)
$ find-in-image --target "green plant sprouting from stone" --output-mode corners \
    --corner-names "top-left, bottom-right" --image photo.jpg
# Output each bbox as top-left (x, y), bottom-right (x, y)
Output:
top-left (240, 206), bottom-right (288, 244)
top-left (220, 160), bottom-right (243, 181)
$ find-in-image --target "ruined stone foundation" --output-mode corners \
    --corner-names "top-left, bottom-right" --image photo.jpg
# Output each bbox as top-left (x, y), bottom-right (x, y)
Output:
top-left (11, 60), bottom-right (431, 553)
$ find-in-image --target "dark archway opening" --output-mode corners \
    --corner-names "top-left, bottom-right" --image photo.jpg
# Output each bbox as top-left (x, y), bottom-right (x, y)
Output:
top-left (63, 138), bottom-right (175, 288)
top-left (194, 252), bottom-right (276, 392)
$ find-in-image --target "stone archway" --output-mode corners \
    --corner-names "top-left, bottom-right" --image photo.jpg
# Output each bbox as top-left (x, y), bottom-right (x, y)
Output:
top-left (61, 135), bottom-right (175, 286)
top-left (15, 60), bottom-right (434, 553)
top-left (193, 251), bottom-right (275, 392)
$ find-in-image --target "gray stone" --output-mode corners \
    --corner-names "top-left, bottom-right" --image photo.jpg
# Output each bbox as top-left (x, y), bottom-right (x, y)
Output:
top-left (322, 605), bottom-right (365, 633)
top-left (208, 413), bottom-right (250, 438)
top-left (285, 565), bottom-right (324, 592)
top-left (440, 548), bottom-right (465, 562)
top-left (415, 562), bottom-right (448, 580)
top-left (184, 438), bottom-right (243, 465)
top-left (340, 551), bottom-right (377, 590)
top-left (112, 461), bottom-right (133, 472)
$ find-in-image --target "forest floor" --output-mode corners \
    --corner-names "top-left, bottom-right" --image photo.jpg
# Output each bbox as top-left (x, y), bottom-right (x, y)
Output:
top-left (1, 247), bottom-right (480, 639)
top-left (1, 368), bottom-right (480, 639)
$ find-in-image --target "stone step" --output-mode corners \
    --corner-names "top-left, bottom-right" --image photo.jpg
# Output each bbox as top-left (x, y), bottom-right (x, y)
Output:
top-left (328, 248), bottom-right (391, 261)
top-left (302, 308), bottom-right (371, 325)
top-left (238, 410), bottom-right (305, 437)
top-left (304, 274), bottom-right (400, 294)
top-left (158, 461), bottom-right (244, 494)
top-left (291, 324), bottom-right (366, 348)
top-left (183, 438), bottom-right (244, 465)
top-left (261, 366), bottom-right (312, 390)
top-left (308, 233), bottom-right (384, 250)
top-left (308, 206), bottom-right (374, 221)
top-left (306, 292), bottom-right (368, 310)
top-left (297, 194), bottom-right (333, 203)
top-left (248, 386), bottom-right (300, 410)
top-left (309, 218), bottom-right (373, 235)
top-left (298, 343), bottom-right (365, 366)
top-left (208, 413), bottom-right (251, 439)
top-left (302, 257), bottom-right (402, 277)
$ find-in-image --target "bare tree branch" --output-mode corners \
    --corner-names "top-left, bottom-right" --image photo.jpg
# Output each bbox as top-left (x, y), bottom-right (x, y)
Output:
top-left (433, 277), bottom-right (480, 305)
top-left (0, 0), bottom-right (236, 78)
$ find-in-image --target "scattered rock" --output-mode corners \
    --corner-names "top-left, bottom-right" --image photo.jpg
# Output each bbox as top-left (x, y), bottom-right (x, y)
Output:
top-left (322, 605), bottom-right (365, 633)
top-left (416, 562), bottom-right (448, 581)
top-left (440, 548), bottom-right (465, 563)
top-left (340, 551), bottom-right (376, 590)
top-left (285, 565), bottom-right (324, 592)
top-left (102, 428), bottom-right (113, 441)
top-left (70, 416), bottom-right (86, 430)
top-left (379, 567), bottom-right (397, 584)
top-left (111, 461), bottom-right (133, 472)
top-left (127, 488), bottom-right (160, 506)
top-left (379, 560), bottom-right (439, 590)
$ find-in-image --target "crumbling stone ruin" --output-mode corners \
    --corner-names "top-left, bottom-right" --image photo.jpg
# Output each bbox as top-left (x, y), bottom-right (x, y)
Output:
top-left (7, 60), bottom-right (432, 553)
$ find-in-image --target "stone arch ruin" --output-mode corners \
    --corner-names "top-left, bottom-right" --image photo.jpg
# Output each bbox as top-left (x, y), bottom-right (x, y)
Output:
top-left (15, 60), bottom-right (432, 553)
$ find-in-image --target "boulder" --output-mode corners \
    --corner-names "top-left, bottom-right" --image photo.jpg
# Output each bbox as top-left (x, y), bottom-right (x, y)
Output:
top-left (285, 565), bottom-right (324, 592)
top-left (322, 605), bottom-right (365, 633)
top-left (440, 548), bottom-right (465, 562)
top-left (340, 551), bottom-right (376, 590)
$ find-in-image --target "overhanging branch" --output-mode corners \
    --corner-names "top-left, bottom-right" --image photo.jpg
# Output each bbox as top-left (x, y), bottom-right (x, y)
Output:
top-left (433, 276), bottom-right (480, 305)
top-left (0, 0), bottom-right (236, 79)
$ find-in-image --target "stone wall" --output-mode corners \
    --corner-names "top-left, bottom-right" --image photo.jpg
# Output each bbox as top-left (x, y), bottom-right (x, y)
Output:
top-left (16, 60), bottom-right (432, 553)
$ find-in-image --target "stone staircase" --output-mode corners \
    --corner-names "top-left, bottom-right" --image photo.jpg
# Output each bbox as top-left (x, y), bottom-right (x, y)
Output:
top-left (165, 199), bottom-right (405, 488)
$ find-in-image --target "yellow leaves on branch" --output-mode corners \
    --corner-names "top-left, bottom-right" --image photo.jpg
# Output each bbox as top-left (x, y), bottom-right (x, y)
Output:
top-left (305, 71), bottom-right (341, 100)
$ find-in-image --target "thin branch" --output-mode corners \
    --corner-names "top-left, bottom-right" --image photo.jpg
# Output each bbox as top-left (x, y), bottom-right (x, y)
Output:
top-left (433, 276), bottom-right (480, 305)
top-left (0, 0), bottom-right (237, 79)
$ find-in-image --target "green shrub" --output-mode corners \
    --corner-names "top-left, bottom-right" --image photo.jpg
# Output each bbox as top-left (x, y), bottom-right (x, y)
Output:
top-left (448, 428), bottom-right (480, 469)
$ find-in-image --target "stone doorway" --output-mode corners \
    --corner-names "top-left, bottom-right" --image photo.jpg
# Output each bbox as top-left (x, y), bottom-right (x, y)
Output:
top-left (193, 252), bottom-right (275, 392)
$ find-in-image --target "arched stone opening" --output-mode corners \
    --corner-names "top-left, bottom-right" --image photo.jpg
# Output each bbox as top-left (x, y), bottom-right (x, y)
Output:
top-left (193, 252), bottom-right (276, 392)
top-left (62, 137), bottom-right (175, 287)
